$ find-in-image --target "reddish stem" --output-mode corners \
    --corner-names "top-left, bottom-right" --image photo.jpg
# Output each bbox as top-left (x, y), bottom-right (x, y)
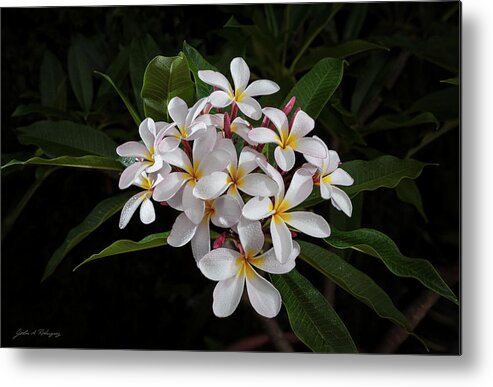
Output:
top-left (223, 111), bottom-right (232, 138)
top-left (288, 107), bottom-right (301, 132)
top-left (230, 102), bottom-right (238, 121)
top-left (181, 139), bottom-right (193, 159)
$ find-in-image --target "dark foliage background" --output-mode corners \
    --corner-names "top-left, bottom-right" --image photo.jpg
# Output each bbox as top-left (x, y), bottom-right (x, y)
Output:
top-left (1, 2), bottom-right (460, 353)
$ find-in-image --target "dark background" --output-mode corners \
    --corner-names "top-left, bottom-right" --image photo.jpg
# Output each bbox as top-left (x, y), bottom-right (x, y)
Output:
top-left (1, 3), bottom-right (460, 352)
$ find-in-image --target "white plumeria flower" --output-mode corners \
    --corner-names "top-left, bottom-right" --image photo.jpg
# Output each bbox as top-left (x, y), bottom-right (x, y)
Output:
top-left (158, 97), bottom-right (208, 153)
top-left (119, 171), bottom-right (164, 229)
top-left (198, 217), bottom-right (299, 318)
top-left (153, 128), bottom-right (230, 224)
top-left (243, 158), bottom-right (331, 263)
top-left (168, 195), bottom-right (242, 261)
top-left (116, 118), bottom-right (171, 189)
top-left (198, 57), bottom-right (280, 120)
top-left (248, 108), bottom-right (327, 171)
top-left (193, 139), bottom-right (278, 205)
top-left (304, 137), bottom-right (354, 217)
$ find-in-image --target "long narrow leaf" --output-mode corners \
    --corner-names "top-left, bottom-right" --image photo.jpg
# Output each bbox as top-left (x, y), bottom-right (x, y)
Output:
top-left (94, 71), bottom-right (141, 126)
top-left (298, 240), bottom-right (410, 330)
top-left (74, 232), bottom-right (169, 271)
top-left (2, 155), bottom-right (123, 171)
top-left (324, 228), bottom-right (458, 305)
top-left (271, 269), bottom-right (357, 353)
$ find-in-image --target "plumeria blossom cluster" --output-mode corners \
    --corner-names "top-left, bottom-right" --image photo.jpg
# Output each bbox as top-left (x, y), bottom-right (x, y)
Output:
top-left (116, 57), bottom-right (354, 318)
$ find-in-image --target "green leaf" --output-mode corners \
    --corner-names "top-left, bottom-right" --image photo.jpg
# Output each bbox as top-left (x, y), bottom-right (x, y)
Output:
top-left (41, 192), bottom-right (134, 281)
top-left (11, 104), bottom-right (74, 120)
top-left (182, 41), bottom-right (217, 99)
top-left (296, 40), bottom-right (388, 73)
top-left (300, 156), bottom-right (430, 208)
top-left (40, 50), bottom-right (67, 110)
top-left (342, 156), bottom-right (431, 198)
top-left (67, 42), bottom-right (93, 114)
top-left (395, 179), bottom-right (428, 222)
top-left (440, 77), bottom-right (459, 86)
top-left (94, 71), bottom-right (141, 126)
top-left (74, 232), bottom-right (169, 271)
top-left (2, 155), bottom-right (123, 172)
top-left (141, 53), bottom-right (195, 122)
top-left (271, 269), bottom-right (357, 353)
top-left (96, 45), bottom-right (130, 99)
top-left (283, 57), bottom-right (344, 120)
top-left (325, 228), bottom-right (458, 304)
top-left (318, 105), bottom-right (366, 146)
top-left (298, 240), bottom-right (410, 330)
top-left (129, 34), bottom-right (161, 117)
top-left (16, 120), bottom-right (118, 158)
top-left (363, 112), bottom-right (439, 135)
top-left (406, 120), bottom-right (458, 158)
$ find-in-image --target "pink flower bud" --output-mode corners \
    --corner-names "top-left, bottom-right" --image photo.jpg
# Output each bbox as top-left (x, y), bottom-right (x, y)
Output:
top-left (282, 96), bottom-right (296, 115)
top-left (213, 233), bottom-right (227, 249)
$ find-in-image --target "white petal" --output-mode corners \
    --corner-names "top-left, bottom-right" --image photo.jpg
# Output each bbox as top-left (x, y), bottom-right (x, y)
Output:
top-left (248, 127), bottom-right (280, 144)
top-left (152, 172), bottom-right (188, 201)
top-left (197, 149), bottom-right (230, 176)
top-left (236, 96), bottom-right (262, 120)
top-left (327, 150), bottom-right (341, 174)
top-left (212, 276), bottom-right (245, 318)
top-left (283, 211), bottom-right (331, 238)
top-left (295, 137), bottom-right (327, 159)
top-left (301, 162), bottom-right (319, 175)
top-left (255, 156), bottom-right (285, 199)
top-left (139, 197), bottom-right (155, 224)
top-left (167, 212), bottom-right (198, 247)
top-left (262, 107), bottom-right (288, 138)
top-left (209, 90), bottom-right (233, 108)
top-left (191, 218), bottom-right (211, 261)
top-left (198, 248), bottom-right (242, 280)
top-left (215, 138), bottom-right (237, 168)
top-left (238, 147), bottom-right (263, 175)
top-left (250, 241), bottom-right (299, 274)
top-left (198, 70), bottom-right (233, 93)
top-left (327, 168), bottom-right (354, 186)
top-left (211, 195), bottom-right (242, 228)
top-left (246, 270), bottom-right (282, 318)
top-left (234, 125), bottom-right (257, 145)
top-left (320, 180), bottom-right (331, 200)
top-left (282, 168), bottom-right (313, 210)
top-left (118, 161), bottom-right (151, 189)
top-left (239, 173), bottom-right (278, 197)
top-left (193, 172), bottom-right (231, 200)
top-left (119, 192), bottom-right (146, 229)
top-left (186, 97), bottom-right (208, 127)
top-left (230, 57), bottom-right (250, 92)
top-left (162, 147), bottom-right (192, 171)
top-left (192, 126), bottom-right (217, 163)
top-left (158, 136), bottom-right (181, 153)
top-left (237, 217), bottom-right (264, 257)
top-left (330, 186), bottom-right (353, 217)
top-left (242, 196), bottom-right (274, 220)
top-left (145, 154), bottom-right (163, 173)
top-left (274, 145), bottom-right (295, 172)
top-left (270, 217), bottom-right (293, 263)
top-left (185, 122), bottom-right (207, 140)
top-left (116, 141), bottom-right (150, 159)
top-left (168, 96), bottom-right (188, 127)
top-left (183, 183), bottom-right (205, 224)
top-left (243, 79), bottom-right (280, 97)
top-left (167, 185), bottom-right (185, 211)
top-left (290, 110), bottom-right (314, 139)
top-left (139, 118), bottom-right (155, 150)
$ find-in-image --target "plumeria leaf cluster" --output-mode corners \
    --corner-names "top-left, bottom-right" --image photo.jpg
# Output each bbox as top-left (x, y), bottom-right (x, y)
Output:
top-left (3, 37), bottom-right (458, 352)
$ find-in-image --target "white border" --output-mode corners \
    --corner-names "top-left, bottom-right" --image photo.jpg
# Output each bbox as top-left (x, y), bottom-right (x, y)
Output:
top-left (2, 0), bottom-right (492, 386)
